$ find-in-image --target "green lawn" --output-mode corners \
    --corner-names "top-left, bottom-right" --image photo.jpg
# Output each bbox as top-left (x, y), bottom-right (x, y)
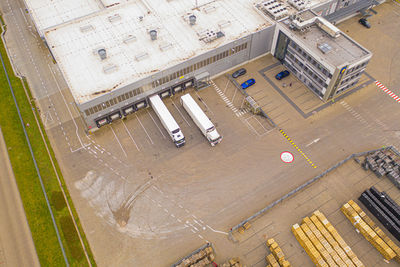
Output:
top-left (0, 25), bottom-right (95, 266)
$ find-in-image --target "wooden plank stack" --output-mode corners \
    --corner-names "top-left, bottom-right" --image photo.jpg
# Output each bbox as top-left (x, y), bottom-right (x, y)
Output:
top-left (176, 246), bottom-right (215, 267)
top-left (265, 238), bottom-right (291, 267)
top-left (292, 210), bottom-right (364, 267)
top-left (221, 257), bottom-right (245, 267)
top-left (342, 199), bottom-right (400, 263)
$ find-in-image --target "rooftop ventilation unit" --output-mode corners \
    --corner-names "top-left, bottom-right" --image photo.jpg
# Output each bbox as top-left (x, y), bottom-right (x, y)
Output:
top-left (203, 6), bottom-right (216, 13)
top-left (135, 52), bottom-right (149, 61)
top-left (80, 25), bottom-right (94, 33)
top-left (149, 30), bottom-right (157, 40)
top-left (198, 29), bottom-right (224, 43)
top-left (260, 0), bottom-right (288, 20)
top-left (108, 14), bottom-right (121, 23)
top-left (189, 15), bottom-right (197, 25)
top-left (318, 43), bottom-right (332, 54)
top-left (288, 0), bottom-right (306, 10)
top-left (159, 42), bottom-right (173, 51)
top-left (218, 20), bottom-right (231, 28)
top-left (123, 35), bottom-right (137, 44)
top-left (103, 64), bottom-right (117, 74)
top-left (98, 48), bottom-right (107, 60)
top-left (316, 17), bottom-right (341, 38)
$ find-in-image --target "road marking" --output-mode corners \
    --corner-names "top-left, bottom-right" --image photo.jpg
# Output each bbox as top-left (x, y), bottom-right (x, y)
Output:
top-left (212, 81), bottom-right (250, 117)
top-left (340, 101), bottom-right (391, 147)
top-left (135, 113), bottom-right (154, 145)
top-left (254, 116), bottom-right (269, 133)
top-left (206, 225), bottom-right (229, 235)
top-left (279, 129), bottom-right (317, 168)
top-left (375, 81), bottom-right (400, 102)
top-left (231, 83), bottom-right (238, 103)
top-left (110, 125), bottom-right (128, 157)
top-left (280, 151), bottom-right (294, 163)
top-left (223, 78), bottom-right (230, 94)
top-left (146, 109), bottom-right (166, 139)
top-left (245, 117), bottom-right (262, 137)
top-left (48, 64), bottom-right (85, 150)
top-left (122, 120), bottom-right (140, 151)
top-left (305, 138), bottom-right (321, 147)
top-left (19, 8), bottom-right (28, 25)
top-left (171, 99), bottom-right (191, 127)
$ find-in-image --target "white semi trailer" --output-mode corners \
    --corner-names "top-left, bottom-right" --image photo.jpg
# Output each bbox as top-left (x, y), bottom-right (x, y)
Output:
top-left (180, 94), bottom-right (222, 146)
top-left (149, 95), bottom-right (185, 147)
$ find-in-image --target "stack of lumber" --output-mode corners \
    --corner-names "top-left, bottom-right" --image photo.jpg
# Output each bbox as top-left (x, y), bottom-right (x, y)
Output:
top-left (292, 210), bottom-right (364, 267)
top-left (265, 238), bottom-right (291, 267)
top-left (342, 199), bottom-right (400, 263)
top-left (221, 257), bottom-right (245, 267)
top-left (176, 246), bottom-right (215, 267)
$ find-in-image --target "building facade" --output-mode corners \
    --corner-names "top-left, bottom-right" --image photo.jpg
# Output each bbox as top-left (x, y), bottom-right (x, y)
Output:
top-left (271, 12), bottom-right (371, 101)
top-left (80, 27), bottom-right (276, 130)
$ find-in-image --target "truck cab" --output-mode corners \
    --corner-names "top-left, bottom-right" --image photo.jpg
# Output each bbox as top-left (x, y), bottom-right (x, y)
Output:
top-left (206, 127), bottom-right (222, 146)
top-left (172, 128), bottom-right (185, 147)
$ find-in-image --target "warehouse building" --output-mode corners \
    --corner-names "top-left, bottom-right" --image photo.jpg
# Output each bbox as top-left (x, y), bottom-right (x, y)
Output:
top-left (272, 10), bottom-right (372, 101)
top-left (23, 0), bottom-right (380, 132)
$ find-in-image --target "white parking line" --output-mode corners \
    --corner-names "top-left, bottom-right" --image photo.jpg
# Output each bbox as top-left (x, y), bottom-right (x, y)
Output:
top-left (231, 84), bottom-right (238, 103)
top-left (223, 78), bottom-right (230, 94)
top-left (254, 116), bottom-right (269, 133)
top-left (243, 116), bottom-right (262, 137)
top-left (122, 120), bottom-right (140, 152)
top-left (135, 113), bottom-right (154, 145)
top-left (110, 125), bottom-right (128, 157)
top-left (171, 99), bottom-right (191, 127)
top-left (146, 109), bottom-right (166, 139)
top-left (240, 95), bottom-right (246, 109)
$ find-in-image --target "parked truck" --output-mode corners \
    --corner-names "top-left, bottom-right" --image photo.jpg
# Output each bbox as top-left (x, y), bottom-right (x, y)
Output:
top-left (149, 94), bottom-right (185, 147)
top-left (180, 94), bottom-right (222, 146)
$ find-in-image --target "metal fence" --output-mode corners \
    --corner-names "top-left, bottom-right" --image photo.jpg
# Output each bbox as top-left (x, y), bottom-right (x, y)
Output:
top-left (228, 146), bottom-right (398, 241)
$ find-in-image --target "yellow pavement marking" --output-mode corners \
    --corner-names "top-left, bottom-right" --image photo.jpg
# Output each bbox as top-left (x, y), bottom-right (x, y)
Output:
top-left (279, 129), bottom-right (317, 168)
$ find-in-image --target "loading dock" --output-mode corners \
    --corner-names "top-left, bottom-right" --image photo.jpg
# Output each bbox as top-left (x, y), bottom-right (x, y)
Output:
top-left (159, 89), bottom-right (172, 99)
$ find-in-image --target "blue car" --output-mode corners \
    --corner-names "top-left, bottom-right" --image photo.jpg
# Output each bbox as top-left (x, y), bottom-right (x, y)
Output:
top-left (241, 78), bottom-right (255, 89)
top-left (275, 70), bottom-right (290, 80)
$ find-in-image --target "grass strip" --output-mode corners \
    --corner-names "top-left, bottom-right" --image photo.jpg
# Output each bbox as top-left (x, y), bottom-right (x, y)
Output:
top-left (0, 23), bottom-right (95, 266)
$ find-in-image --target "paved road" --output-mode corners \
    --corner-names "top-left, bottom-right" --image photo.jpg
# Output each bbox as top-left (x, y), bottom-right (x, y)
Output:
top-left (0, 128), bottom-right (40, 267)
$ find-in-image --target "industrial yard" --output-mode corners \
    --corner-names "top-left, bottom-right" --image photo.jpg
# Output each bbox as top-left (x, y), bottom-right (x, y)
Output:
top-left (1, 0), bottom-right (400, 266)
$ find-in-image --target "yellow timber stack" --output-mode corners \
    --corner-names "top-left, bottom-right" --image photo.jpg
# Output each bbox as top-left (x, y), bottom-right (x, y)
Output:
top-left (342, 200), bottom-right (400, 262)
top-left (265, 238), bottom-right (291, 267)
top-left (292, 210), bottom-right (364, 267)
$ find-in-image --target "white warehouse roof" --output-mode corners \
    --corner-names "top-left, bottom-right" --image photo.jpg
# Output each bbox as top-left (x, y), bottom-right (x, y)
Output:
top-left (25, 0), bottom-right (332, 104)
top-left (24, 0), bottom-right (102, 34)
top-left (44, 0), bottom-right (275, 104)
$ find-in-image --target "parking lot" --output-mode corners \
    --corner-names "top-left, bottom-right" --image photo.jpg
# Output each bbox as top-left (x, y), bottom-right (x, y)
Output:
top-left (2, 0), bottom-right (400, 266)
